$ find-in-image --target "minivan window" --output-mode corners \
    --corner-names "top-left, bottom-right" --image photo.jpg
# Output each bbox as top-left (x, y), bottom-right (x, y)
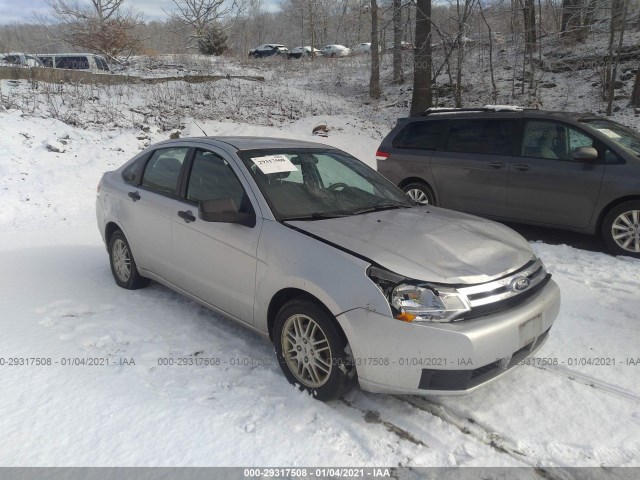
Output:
top-left (522, 120), bottom-right (594, 161)
top-left (392, 121), bottom-right (446, 150)
top-left (445, 119), bottom-right (513, 155)
top-left (56, 56), bottom-right (89, 69)
top-left (141, 147), bottom-right (189, 196)
top-left (39, 56), bottom-right (53, 67)
top-left (95, 57), bottom-right (109, 71)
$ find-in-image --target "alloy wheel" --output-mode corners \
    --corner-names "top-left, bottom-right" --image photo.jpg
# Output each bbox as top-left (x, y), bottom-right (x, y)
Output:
top-left (112, 238), bottom-right (132, 282)
top-left (611, 210), bottom-right (640, 253)
top-left (407, 188), bottom-right (430, 205)
top-left (281, 314), bottom-right (333, 388)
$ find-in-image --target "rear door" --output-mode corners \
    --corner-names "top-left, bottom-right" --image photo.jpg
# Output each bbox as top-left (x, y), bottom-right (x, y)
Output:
top-left (506, 119), bottom-right (605, 228)
top-left (430, 118), bottom-right (515, 217)
top-left (171, 148), bottom-right (262, 324)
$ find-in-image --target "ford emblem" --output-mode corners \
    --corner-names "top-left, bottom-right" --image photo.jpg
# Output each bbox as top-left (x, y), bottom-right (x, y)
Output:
top-left (510, 276), bottom-right (531, 292)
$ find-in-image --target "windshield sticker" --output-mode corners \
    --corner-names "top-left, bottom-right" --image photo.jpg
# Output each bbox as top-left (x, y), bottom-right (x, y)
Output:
top-left (251, 155), bottom-right (298, 174)
top-left (596, 128), bottom-right (622, 139)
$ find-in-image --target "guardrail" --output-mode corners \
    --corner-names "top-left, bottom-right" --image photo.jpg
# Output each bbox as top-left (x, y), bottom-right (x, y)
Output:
top-left (0, 66), bottom-right (264, 85)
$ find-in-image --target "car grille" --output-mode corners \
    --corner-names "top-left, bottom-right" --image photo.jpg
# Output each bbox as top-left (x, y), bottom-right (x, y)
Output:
top-left (456, 258), bottom-right (550, 321)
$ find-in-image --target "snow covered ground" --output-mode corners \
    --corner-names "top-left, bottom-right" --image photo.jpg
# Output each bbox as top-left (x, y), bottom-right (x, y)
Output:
top-left (1, 56), bottom-right (640, 469)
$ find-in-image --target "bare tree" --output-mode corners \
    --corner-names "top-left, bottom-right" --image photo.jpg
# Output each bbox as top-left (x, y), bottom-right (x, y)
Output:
top-left (606, 0), bottom-right (629, 115)
top-left (410, 0), bottom-right (432, 115)
top-left (370, 0), bottom-right (381, 98)
top-left (46, 0), bottom-right (143, 59)
top-left (168, 0), bottom-right (239, 46)
top-left (392, 0), bottom-right (404, 84)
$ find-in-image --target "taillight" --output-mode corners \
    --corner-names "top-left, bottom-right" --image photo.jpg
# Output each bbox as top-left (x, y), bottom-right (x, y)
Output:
top-left (96, 179), bottom-right (101, 194)
top-left (376, 150), bottom-right (390, 161)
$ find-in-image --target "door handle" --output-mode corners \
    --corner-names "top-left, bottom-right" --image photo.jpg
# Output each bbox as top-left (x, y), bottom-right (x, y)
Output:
top-left (489, 162), bottom-right (505, 169)
top-left (513, 164), bottom-right (531, 171)
top-left (128, 191), bottom-right (140, 201)
top-left (178, 210), bottom-right (196, 223)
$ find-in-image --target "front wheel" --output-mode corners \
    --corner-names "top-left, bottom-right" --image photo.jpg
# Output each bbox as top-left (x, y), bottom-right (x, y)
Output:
top-left (274, 299), bottom-right (356, 401)
top-left (108, 230), bottom-right (150, 289)
top-left (402, 182), bottom-right (435, 206)
top-left (602, 201), bottom-right (640, 258)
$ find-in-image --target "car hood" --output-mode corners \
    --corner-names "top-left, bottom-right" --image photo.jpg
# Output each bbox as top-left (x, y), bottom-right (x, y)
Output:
top-left (287, 207), bottom-right (534, 285)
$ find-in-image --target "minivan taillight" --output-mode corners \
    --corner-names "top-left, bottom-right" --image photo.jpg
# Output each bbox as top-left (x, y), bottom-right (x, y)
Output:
top-left (376, 150), bottom-right (390, 161)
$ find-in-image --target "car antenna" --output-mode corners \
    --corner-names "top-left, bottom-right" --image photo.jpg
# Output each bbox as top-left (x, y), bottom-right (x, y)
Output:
top-left (193, 121), bottom-right (208, 137)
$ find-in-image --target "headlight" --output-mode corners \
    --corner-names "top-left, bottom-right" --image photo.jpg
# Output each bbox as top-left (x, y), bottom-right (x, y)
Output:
top-left (367, 266), bottom-right (471, 323)
top-left (391, 284), bottom-right (470, 322)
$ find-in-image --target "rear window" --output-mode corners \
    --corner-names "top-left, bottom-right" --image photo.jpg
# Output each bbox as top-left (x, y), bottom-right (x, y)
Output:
top-left (445, 119), bottom-right (513, 156)
top-left (392, 121), bottom-right (446, 150)
top-left (55, 56), bottom-right (89, 69)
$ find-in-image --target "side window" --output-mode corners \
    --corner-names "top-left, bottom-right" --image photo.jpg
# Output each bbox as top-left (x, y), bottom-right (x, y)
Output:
top-left (39, 57), bottom-right (53, 67)
top-left (445, 119), bottom-right (513, 155)
top-left (522, 121), bottom-right (594, 161)
top-left (392, 121), bottom-right (446, 150)
top-left (186, 150), bottom-right (247, 210)
top-left (141, 147), bottom-right (189, 196)
top-left (56, 56), bottom-right (89, 69)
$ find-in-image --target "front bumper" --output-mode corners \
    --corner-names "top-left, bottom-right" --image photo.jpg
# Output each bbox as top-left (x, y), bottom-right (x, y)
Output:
top-left (336, 279), bottom-right (560, 395)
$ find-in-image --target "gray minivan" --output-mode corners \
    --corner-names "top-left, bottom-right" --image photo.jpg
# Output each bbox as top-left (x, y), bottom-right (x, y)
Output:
top-left (377, 107), bottom-right (640, 258)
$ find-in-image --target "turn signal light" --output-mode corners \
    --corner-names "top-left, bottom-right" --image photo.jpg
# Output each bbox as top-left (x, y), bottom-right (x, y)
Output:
top-left (395, 312), bottom-right (416, 322)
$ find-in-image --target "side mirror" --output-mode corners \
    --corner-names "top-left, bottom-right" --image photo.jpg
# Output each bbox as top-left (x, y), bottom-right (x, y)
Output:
top-left (199, 198), bottom-right (256, 227)
top-left (572, 146), bottom-right (598, 162)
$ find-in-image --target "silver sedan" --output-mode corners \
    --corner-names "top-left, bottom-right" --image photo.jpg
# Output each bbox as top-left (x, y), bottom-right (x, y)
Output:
top-left (96, 137), bottom-right (560, 400)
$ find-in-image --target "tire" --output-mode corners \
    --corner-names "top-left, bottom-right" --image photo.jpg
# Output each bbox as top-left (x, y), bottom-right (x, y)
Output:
top-left (274, 299), bottom-right (356, 401)
top-left (402, 182), bottom-right (436, 206)
top-left (108, 230), bottom-right (150, 289)
top-left (602, 200), bottom-right (640, 258)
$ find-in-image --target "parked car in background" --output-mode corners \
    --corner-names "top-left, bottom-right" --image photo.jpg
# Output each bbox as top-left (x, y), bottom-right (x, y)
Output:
top-left (386, 41), bottom-right (414, 51)
top-left (319, 44), bottom-right (350, 57)
top-left (248, 44), bottom-right (289, 58)
top-left (351, 42), bottom-right (379, 55)
top-left (97, 136), bottom-right (560, 400)
top-left (0, 52), bottom-right (42, 67)
top-left (37, 53), bottom-right (110, 72)
top-left (287, 46), bottom-right (320, 59)
top-left (376, 106), bottom-right (640, 258)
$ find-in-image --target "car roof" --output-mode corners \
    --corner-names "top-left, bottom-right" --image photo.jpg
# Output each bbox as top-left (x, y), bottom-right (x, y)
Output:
top-left (399, 107), bottom-right (607, 123)
top-left (155, 136), bottom-right (339, 151)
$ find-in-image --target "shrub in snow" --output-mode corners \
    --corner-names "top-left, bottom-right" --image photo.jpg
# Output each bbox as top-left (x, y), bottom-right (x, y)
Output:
top-left (198, 24), bottom-right (228, 56)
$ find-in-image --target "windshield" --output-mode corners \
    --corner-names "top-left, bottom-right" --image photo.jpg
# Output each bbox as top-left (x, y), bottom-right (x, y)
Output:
top-left (582, 118), bottom-right (640, 155)
top-left (238, 149), bottom-right (413, 220)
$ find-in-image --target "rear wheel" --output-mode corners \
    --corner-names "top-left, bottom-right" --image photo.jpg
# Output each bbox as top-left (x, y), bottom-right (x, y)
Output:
top-left (108, 230), bottom-right (150, 289)
top-left (602, 201), bottom-right (640, 258)
top-left (402, 182), bottom-right (435, 206)
top-left (274, 299), bottom-right (356, 401)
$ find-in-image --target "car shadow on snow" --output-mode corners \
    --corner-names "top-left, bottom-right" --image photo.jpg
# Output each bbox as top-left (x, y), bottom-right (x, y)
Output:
top-left (503, 222), bottom-right (607, 254)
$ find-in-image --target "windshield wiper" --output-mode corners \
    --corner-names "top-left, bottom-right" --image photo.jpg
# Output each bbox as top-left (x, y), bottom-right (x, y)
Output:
top-left (351, 202), bottom-right (411, 216)
top-left (284, 211), bottom-right (353, 221)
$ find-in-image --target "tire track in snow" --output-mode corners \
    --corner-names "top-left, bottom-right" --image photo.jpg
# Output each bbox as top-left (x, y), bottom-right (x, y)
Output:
top-left (528, 364), bottom-right (640, 405)
top-left (397, 396), bottom-right (568, 479)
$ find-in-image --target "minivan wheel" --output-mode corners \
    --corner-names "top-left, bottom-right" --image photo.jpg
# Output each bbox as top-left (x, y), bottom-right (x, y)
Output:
top-left (602, 201), bottom-right (640, 258)
top-left (108, 230), bottom-right (150, 289)
top-left (402, 182), bottom-right (435, 206)
top-left (274, 299), bottom-right (356, 401)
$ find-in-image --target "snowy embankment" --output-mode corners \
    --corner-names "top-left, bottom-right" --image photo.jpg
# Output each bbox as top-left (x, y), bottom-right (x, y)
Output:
top-left (0, 103), bottom-right (639, 468)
